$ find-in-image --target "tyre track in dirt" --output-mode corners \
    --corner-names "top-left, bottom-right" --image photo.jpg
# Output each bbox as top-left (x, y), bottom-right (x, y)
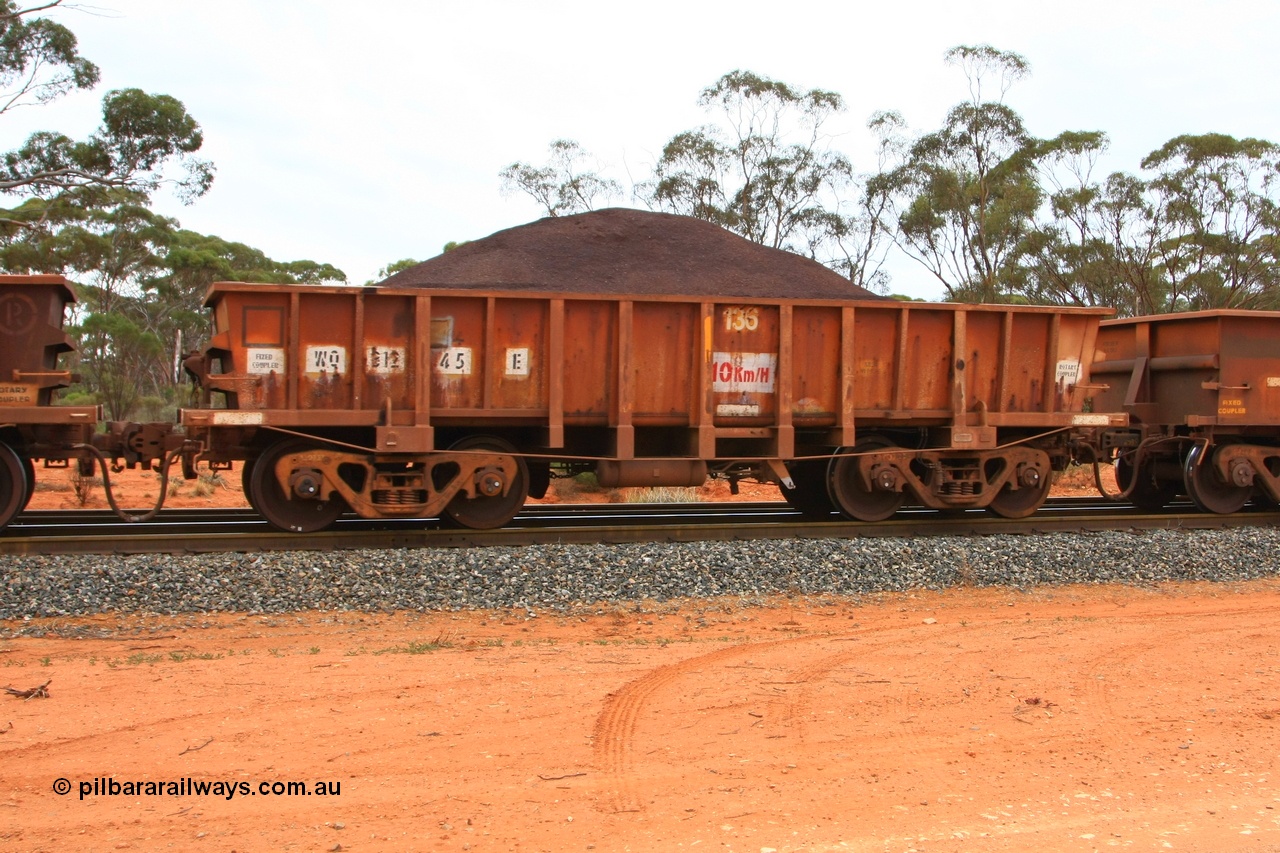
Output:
top-left (590, 623), bottom-right (972, 814)
top-left (1077, 601), bottom-right (1280, 720)
top-left (773, 624), bottom-right (973, 746)
top-left (591, 637), bottom-right (811, 813)
top-left (591, 598), bottom-right (1280, 823)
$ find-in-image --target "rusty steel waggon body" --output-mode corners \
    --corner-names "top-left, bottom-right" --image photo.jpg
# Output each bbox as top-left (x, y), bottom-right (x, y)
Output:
top-left (0, 275), bottom-right (96, 528)
top-left (1090, 310), bottom-right (1280, 514)
top-left (0, 275), bottom-right (185, 531)
top-left (176, 282), bottom-right (1125, 532)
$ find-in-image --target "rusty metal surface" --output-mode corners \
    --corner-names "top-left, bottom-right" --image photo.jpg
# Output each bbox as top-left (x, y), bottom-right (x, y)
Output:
top-left (1094, 310), bottom-right (1280, 428)
top-left (0, 275), bottom-right (79, 410)
top-left (192, 283), bottom-right (1121, 462)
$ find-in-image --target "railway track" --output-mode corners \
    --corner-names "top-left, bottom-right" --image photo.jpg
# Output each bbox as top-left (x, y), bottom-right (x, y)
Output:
top-left (5, 498), bottom-right (1280, 556)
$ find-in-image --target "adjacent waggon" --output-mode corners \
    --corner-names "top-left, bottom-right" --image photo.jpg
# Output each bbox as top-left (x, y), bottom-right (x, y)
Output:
top-left (0, 275), bottom-right (95, 528)
top-left (1091, 310), bottom-right (1280, 513)
top-left (0, 275), bottom-right (179, 531)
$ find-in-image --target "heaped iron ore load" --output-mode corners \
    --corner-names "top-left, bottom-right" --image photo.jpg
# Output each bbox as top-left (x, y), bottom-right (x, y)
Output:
top-left (379, 208), bottom-right (885, 300)
top-left (1090, 310), bottom-right (1280, 513)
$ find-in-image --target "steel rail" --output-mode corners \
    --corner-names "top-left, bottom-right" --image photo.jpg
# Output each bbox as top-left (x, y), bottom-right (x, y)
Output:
top-left (4, 499), bottom-right (1280, 556)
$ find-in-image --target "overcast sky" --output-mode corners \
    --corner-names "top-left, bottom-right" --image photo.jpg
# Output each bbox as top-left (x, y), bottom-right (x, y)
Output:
top-left (10, 0), bottom-right (1280, 299)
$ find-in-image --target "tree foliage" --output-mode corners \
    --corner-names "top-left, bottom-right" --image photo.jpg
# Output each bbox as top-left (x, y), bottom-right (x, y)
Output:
top-left (874, 45), bottom-right (1280, 313)
top-left (52, 223), bottom-right (347, 420)
top-left (872, 45), bottom-right (1044, 302)
top-left (643, 70), bottom-right (851, 247)
top-left (637, 70), bottom-right (891, 290)
top-left (0, 1), bottom-right (98, 114)
top-left (1141, 134), bottom-right (1280, 310)
top-left (499, 139), bottom-right (620, 217)
top-left (0, 2), bottom-right (344, 419)
top-left (1016, 134), bottom-right (1280, 315)
top-left (0, 3), bottom-right (212, 223)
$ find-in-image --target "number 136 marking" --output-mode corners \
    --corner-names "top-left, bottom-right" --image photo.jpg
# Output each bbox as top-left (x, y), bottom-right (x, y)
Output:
top-left (723, 306), bottom-right (759, 332)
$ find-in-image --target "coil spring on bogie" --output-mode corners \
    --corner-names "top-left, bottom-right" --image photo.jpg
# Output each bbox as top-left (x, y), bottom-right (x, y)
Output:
top-left (372, 489), bottom-right (428, 506)
top-left (940, 481), bottom-right (979, 496)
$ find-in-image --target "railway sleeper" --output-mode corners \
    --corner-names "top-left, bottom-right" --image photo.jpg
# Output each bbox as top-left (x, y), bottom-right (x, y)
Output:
top-left (270, 448), bottom-right (522, 521)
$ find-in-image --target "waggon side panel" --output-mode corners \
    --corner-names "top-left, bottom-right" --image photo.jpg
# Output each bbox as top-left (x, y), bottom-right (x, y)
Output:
top-left (710, 301), bottom-right (779, 425)
top-left (561, 300), bottom-right (614, 422)
top-left (1094, 310), bottom-right (1280, 428)
top-left (489, 297), bottom-right (548, 412)
top-left (632, 301), bottom-right (696, 424)
top-left (0, 276), bottom-right (80, 409)
top-left (189, 283), bottom-right (1119, 459)
top-left (362, 293), bottom-right (416, 415)
top-left (789, 305), bottom-right (840, 426)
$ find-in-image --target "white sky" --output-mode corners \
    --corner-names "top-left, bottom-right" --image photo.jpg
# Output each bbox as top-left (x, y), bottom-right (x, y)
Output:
top-left (8, 0), bottom-right (1280, 299)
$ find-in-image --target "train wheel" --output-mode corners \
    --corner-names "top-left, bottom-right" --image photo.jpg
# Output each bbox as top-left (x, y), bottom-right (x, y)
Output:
top-left (1183, 443), bottom-right (1251, 514)
top-left (249, 440), bottom-right (346, 533)
top-left (21, 456), bottom-right (36, 511)
top-left (240, 457), bottom-right (260, 515)
top-left (441, 436), bottom-right (529, 530)
top-left (988, 452), bottom-right (1052, 519)
top-left (0, 442), bottom-right (29, 531)
top-left (1261, 456), bottom-right (1280, 508)
top-left (828, 439), bottom-right (904, 522)
top-left (780, 460), bottom-right (836, 518)
top-left (1115, 455), bottom-right (1177, 512)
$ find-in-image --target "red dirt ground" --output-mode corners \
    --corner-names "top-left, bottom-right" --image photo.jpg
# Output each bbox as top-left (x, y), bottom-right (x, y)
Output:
top-left (16, 465), bottom-right (1274, 852)
top-left (3, 583), bottom-right (1279, 851)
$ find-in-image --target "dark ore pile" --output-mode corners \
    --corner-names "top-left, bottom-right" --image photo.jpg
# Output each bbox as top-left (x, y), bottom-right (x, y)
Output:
top-left (381, 207), bottom-right (883, 301)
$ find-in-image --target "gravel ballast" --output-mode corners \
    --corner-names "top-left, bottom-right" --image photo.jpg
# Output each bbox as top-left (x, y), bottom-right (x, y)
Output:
top-left (3, 528), bottom-right (1279, 626)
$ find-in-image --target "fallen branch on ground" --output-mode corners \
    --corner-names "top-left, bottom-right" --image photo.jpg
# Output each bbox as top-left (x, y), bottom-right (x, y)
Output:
top-left (3, 679), bottom-right (50, 700)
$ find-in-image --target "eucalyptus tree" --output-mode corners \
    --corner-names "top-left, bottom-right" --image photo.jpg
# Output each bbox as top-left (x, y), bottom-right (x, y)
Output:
top-left (0, 2), bottom-right (212, 227)
top-left (499, 139), bottom-right (621, 217)
top-left (1141, 133), bottom-right (1280, 310)
top-left (873, 45), bottom-right (1045, 302)
top-left (375, 258), bottom-right (420, 280)
top-left (644, 74), bottom-right (841, 243)
top-left (46, 193), bottom-right (182, 419)
top-left (1016, 143), bottom-right (1174, 317)
top-left (1020, 132), bottom-right (1280, 315)
top-left (636, 70), bottom-right (890, 290)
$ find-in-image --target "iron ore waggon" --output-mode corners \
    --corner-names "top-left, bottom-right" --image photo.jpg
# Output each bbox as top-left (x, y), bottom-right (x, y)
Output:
top-left (0, 275), bottom-right (100, 528)
top-left (1090, 310), bottom-right (1280, 513)
top-left (180, 282), bottom-right (1126, 532)
top-left (0, 274), bottom-right (179, 531)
